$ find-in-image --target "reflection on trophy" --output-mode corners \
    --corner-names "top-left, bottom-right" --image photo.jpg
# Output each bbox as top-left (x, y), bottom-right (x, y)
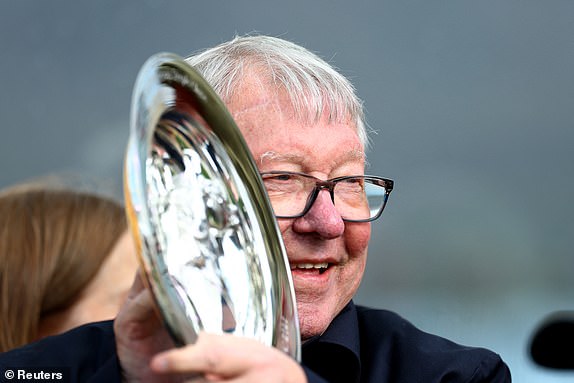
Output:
top-left (123, 53), bottom-right (301, 361)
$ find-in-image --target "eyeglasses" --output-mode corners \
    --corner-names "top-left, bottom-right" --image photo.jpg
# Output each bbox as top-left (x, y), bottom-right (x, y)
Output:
top-left (260, 171), bottom-right (394, 222)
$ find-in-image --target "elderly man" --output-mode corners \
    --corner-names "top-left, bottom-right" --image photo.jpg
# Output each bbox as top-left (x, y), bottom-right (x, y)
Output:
top-left (0, 35), bottom-right (511, 383)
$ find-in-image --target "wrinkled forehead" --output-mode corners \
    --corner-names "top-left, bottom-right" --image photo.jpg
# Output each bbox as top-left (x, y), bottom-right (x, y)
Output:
top-left (225, 67), bottom-right (357, 131)
top-left (259, 149), bottom-right (366, 166)
top-left (224, 86), bottom-right (365, 173)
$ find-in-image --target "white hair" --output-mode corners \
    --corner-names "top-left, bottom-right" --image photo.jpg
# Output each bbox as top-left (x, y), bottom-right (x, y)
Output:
top-left (185, 35), bottom-right (368, 147)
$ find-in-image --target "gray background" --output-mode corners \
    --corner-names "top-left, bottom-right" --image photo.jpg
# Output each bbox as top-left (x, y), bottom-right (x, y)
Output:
top-left (1, 1), bottom-right (573, 381)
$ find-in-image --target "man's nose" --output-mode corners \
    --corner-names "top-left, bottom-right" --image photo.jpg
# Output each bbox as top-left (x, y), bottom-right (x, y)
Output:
top-left (292, 189), bottom-right (345, 238)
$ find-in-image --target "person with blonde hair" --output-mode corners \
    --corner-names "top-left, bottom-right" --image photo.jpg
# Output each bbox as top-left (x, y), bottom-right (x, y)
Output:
top-left (0, 182), bottom-right (138, 352)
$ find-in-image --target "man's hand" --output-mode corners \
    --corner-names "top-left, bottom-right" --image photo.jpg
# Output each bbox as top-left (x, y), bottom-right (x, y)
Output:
top-left (150, 332), bottom-right (306, 383)
top-left (115, 272), bottom-right (306, 382)
top-left (114, 271), bottom-right (177, 383)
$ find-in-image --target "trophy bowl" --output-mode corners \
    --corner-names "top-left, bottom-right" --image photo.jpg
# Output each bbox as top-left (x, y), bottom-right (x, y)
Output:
top-left (124, 53), bottom-right (300, 360)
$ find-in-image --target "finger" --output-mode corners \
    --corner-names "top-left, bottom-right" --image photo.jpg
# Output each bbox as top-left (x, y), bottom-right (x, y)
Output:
top-left (127, 269), bottom-right (147, 299)
top-left (150, 333), bottom-right (265, 377)
top-left (114, 270), bottom-right (161, 340)
top-left (121, 272), bottom-right (156, 320)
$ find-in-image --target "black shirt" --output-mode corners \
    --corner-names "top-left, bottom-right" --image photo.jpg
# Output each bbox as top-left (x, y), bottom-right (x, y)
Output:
top-left (302, 302), bottom-right (511, 382)
top-left (0, 301), bottom-right (510, 382)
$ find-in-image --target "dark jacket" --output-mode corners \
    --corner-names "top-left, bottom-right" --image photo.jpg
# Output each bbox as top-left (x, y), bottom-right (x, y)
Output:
top-left (302, 302), bottom-right (511, 382)
top-left (0, 301), bottom-right (511, 382)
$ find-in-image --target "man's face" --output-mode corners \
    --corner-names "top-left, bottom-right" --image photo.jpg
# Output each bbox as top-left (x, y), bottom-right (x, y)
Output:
top-left (226, 79), bottom-right (371, 340)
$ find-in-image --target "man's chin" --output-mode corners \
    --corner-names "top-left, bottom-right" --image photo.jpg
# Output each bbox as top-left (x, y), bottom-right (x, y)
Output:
top-left (297, 304), bottom-right (333, 340)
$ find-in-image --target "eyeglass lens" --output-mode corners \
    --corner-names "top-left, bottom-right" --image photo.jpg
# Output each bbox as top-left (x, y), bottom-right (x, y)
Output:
top-left (262, 173), bottom-right (389, 221)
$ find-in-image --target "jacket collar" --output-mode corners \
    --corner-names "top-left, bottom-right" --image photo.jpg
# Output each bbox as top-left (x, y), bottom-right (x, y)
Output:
top-left (302, 301), bottom-right (361, 382)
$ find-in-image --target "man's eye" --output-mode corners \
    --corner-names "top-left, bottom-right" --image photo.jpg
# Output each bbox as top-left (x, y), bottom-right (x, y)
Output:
top-left (263, 176), bottom-right (290, 188)
top-left (264, 173), bottom-right (294, 182)
top-left (274, 174), bottom-right (292, 181)
top-left (337, 178), bottom-right (364, 192)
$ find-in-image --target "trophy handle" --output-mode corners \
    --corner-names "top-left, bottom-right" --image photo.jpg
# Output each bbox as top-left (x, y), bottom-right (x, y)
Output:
top-left (124, 53), bottom-right (300, 360)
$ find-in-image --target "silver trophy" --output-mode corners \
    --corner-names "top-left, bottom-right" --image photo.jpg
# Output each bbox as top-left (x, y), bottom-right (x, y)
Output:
top-left (123, 53), bottom-right (300, 361)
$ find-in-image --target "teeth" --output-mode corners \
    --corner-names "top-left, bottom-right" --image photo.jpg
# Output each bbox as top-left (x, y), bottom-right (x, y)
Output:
top-left (291, 263), bottom-right (329, 270)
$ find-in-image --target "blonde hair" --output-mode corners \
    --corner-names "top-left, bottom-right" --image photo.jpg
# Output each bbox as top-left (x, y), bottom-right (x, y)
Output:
top-left (0, 183), bottom-right (127, 352)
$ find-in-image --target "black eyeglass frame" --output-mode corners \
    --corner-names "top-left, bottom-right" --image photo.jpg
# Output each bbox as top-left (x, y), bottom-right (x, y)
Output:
top-left (260, 171), bottom-right (394, 223)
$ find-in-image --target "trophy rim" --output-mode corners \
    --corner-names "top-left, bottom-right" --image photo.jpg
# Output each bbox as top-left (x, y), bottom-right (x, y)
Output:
top-left (124, 52), bottom-right (301, 360)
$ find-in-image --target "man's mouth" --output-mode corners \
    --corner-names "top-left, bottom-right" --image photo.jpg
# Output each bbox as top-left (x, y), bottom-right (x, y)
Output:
top-left (290, 262), bottom-right (330, 275)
